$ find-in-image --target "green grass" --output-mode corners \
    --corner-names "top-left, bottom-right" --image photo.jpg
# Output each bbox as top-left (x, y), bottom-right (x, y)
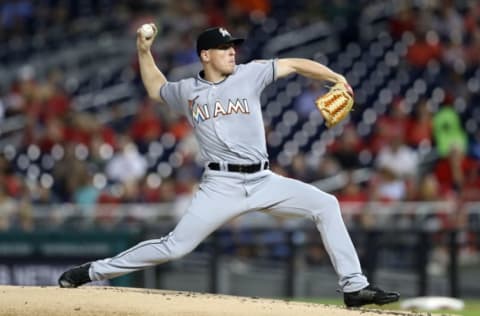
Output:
top-left (294, 298), bottom-right (480, 316)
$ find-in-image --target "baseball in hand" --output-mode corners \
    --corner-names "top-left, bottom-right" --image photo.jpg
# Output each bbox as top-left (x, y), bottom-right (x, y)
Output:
top-left (140, 24), bottom-right (154, 39)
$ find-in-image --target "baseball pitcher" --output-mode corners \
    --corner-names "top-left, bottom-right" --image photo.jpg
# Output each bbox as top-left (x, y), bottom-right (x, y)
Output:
top-left (58, 25), bottom-right (399, 308)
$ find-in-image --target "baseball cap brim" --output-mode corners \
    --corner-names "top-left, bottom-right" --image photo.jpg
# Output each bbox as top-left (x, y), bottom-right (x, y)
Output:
top-left (226, 38), bottom-right (244, 46)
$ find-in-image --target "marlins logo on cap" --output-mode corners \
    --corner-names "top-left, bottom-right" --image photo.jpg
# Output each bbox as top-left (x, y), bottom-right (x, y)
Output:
top-left (219, 28), bottom-right (231, 37)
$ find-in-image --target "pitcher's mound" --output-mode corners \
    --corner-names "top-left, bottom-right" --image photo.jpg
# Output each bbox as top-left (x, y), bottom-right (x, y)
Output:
top-left (0, 285), bottom-right (426, 316)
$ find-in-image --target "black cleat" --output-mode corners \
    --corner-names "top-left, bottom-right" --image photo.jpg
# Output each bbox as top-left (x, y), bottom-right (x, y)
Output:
top-left (344, 285), bottom-right (400, 307)
top-left (58, 263), bottom-right (92, 288)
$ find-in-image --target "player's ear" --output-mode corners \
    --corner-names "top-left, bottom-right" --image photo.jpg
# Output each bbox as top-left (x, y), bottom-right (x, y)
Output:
top-left (200, 50), bottom-right (209, 63)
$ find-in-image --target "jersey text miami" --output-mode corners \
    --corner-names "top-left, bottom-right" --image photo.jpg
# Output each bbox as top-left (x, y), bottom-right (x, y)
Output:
top-left (189, 97), bottom-right (250, 123)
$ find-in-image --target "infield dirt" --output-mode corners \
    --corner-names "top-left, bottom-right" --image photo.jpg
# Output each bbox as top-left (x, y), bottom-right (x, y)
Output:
top-left (0, 285), bottom-right (437, 316)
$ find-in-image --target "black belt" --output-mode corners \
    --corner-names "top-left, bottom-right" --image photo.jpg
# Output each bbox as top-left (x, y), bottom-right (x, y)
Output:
top-left (207, 162), bottom-right (269, 173)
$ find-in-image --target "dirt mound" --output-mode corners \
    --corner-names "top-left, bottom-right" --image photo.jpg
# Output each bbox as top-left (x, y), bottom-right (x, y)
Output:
top-left (0, 285), bottom-right (429, 316)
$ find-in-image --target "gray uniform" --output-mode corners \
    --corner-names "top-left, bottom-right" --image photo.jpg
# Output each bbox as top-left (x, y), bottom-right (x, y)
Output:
top-left (89, 59), bottom-right (369, 292)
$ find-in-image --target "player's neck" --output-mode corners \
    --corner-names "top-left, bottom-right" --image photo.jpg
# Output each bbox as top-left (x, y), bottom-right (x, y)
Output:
top-left (202, 68), bottom-right (228, 83)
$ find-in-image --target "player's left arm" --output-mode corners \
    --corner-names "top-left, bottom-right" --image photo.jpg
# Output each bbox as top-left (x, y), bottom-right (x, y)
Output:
top-left (276, 58), bottom-right (347, 84)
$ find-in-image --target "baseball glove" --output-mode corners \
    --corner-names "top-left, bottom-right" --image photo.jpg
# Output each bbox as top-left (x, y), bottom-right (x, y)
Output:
top-left (315, 82), bottom-right (354, 128)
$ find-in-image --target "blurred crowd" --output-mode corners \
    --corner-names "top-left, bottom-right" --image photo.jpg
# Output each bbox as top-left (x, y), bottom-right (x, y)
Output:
top-left (0, 0), bottom-right (480, 236)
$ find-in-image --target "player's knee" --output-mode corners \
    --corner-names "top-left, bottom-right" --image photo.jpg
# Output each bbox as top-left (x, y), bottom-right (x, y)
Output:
top-left (168, 242), bottom-right (196, 260)
top-left (325, 194), bottom-right (342, 217)
top-left (169, 250), bottom-right (186, 260)
top-left (324, 193), bottom-right (340, 211)
top-left (313, 192), bottom-right (339, 209)
top-left (311, 193), bottom-right (341, 219)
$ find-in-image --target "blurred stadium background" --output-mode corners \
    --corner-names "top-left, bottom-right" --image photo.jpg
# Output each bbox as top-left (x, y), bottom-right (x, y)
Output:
top-left (0, 0), bottom-right (480, 303)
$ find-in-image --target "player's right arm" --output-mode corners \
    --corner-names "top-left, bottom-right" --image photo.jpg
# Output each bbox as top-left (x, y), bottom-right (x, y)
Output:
top-left (137, 23), bottom-right (167, 102)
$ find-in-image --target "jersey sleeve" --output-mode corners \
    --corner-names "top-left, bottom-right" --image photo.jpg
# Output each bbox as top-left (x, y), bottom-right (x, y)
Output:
top-left (247, 59), bottom-right (277, 92)
top-left (159, 81), bottom-right (185, 114)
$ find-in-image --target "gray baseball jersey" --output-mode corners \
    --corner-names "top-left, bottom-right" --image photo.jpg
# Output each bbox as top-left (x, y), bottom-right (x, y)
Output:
top-left (160, 60), bottom-right (274, 164)
top-left (89, 59), bottom-right (369, 293)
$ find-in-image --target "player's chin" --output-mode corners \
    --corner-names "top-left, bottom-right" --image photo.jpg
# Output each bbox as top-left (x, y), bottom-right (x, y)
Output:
top-left (224, 65), bottom-right (235, 75)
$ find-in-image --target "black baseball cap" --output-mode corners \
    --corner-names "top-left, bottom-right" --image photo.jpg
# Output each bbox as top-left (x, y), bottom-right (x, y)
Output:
top-left (196, 27), bottom-right (244, 56)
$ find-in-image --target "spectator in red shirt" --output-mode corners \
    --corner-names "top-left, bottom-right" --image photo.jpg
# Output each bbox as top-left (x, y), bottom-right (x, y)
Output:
top-left (329, 125), bottom-right (364, 170)
top-left (42, 70), bottom-right (71, 120)
top-left (0, 155), bottom-right (23, 198)
top-left (370, 98), bottom-right (412, 154)
top-left (230, 0), bottom-right (270, 15)
top-left (337, 172), bottom-right (368, 227)
top-left (63, 112), bottom-right (94, 145)
top-left (406, 30), bottom-right (442, 68)
top-left (389, 7), bottom-right (416, 40)
top-left (465, 28), bottom-right (480, 67)
top-left (338, 172), bottom-right (368, 203)
top-left (38, 117), bottom-right (65, 152)
top-left (435, 145), bottom-right (478, 194)
top-left (130, 100), bottom-right (163, 150)
top-left (204, 0), bottom-right (227, 27)
top-left (407, 98), bottom-right (433, 147)
top-left (464, 1), bottom-right (480, 34)
top-left (167, 116), bottom-right (192, 141)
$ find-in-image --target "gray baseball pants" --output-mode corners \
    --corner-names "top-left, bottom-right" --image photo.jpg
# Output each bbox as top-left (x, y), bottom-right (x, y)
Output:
top-left (90, 169), bottom-right (369, 292)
